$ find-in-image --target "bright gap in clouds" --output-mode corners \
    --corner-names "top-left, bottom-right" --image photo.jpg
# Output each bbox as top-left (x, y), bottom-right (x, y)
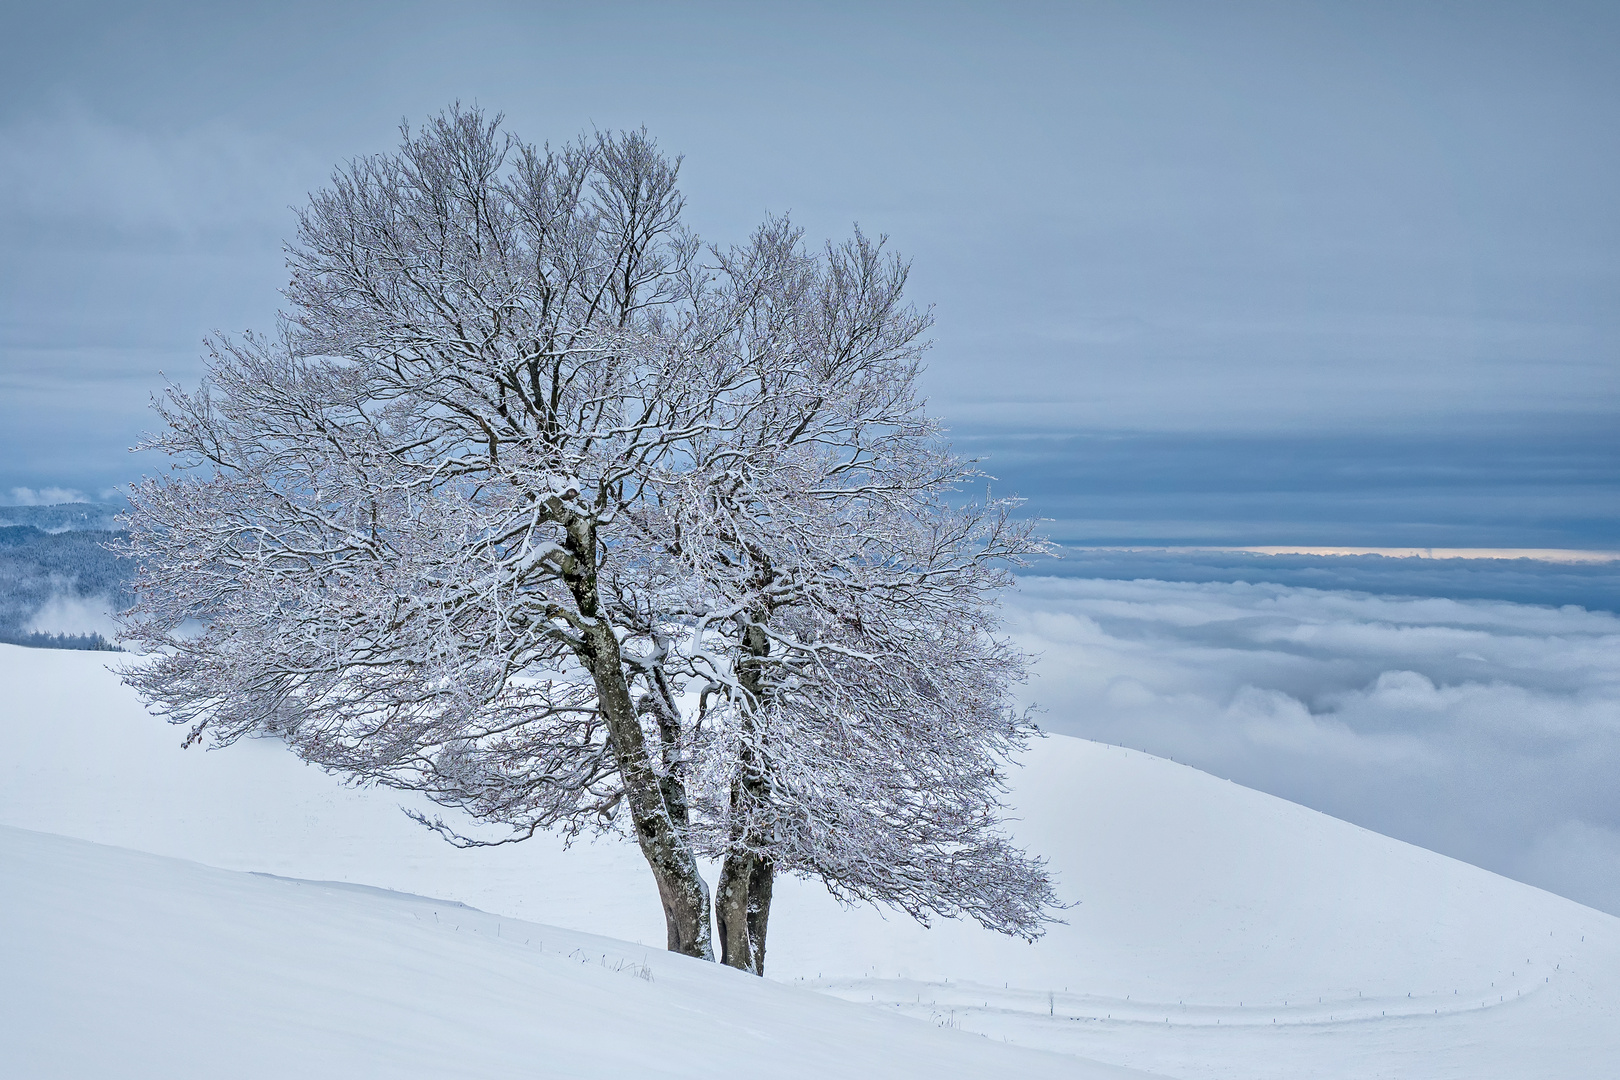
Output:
top-left (1006, 574), bottom-right (1620, 917)
top-left (1021, 548), bottom-right (1620, 612)
top-left (1211, 547), bottom-right (1620, 563)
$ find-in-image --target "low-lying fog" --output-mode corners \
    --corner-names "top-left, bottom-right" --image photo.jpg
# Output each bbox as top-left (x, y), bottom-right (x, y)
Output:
top-left (1008, 571), bottom-right (1620, 915)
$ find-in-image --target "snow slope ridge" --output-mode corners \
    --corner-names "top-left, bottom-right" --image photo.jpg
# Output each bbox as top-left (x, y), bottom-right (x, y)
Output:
top-left (2, 644), bottom-right (1618, 1078)
top-left (0, 825), bottom-right (1148, 1080)
top-left (772, 738), bottom-right (1620, 1078)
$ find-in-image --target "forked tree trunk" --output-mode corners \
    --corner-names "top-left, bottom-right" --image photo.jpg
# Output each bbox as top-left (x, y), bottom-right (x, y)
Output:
top-left (585, 620), bottom-right (714, 958)
top-left (568, 517), bottom-right (714, 960)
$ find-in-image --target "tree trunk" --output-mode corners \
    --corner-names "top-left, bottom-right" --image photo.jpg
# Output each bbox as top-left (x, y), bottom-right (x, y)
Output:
top-left (567, 516), bottom-right (714, 960)
top-left (717, 849), bottom-right (774, 975)
top-left (583, 619), bottom-right (714, 958)
top-left (719, 619), bottom-right (775, 975)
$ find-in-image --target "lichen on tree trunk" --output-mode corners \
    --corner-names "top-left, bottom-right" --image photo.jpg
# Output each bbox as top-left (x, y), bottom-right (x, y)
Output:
top-left (717, 849), bottom-right (773, 975)
top-left (718, 619), bottom-right (775, 974)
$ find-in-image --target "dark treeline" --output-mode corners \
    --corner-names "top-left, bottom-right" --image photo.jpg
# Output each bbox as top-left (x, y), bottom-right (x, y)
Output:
top-left (0, 502), bottom-right (123, 532)
top-left (0, 629), bottom-right (122, 651)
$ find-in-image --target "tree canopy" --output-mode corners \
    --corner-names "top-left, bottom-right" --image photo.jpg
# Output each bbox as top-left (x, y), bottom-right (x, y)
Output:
top-left (119, 105), bottom-right (1057, 973)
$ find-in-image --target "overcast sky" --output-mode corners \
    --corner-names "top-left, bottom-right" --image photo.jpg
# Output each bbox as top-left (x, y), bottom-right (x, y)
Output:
top-left (2, 0), bottom-right (1616, 537)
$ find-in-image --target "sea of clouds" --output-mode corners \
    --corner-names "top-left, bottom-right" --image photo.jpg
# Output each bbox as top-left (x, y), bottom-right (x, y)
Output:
top-left (1005, 573), bottom-right (1620, 916)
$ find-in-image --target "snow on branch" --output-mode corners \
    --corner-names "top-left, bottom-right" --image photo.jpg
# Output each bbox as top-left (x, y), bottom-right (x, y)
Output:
top-left (118, 105), bottom-right (1058, 969)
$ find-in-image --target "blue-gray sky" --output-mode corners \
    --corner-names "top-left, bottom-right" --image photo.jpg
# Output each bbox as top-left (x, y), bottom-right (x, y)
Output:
top-left (2, 0), bottom-right (1616, 542)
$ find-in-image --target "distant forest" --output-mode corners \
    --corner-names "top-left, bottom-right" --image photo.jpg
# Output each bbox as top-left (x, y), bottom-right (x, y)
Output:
top-left (0, 502), bottom-right (123, 532)
top-left (0, 504), bottom-right (129, 651)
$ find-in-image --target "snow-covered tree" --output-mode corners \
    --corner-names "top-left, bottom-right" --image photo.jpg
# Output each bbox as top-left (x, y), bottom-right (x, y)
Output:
top-left (118, 106), bottom-right (1056, 973)
top-left (637, 230), bottom-right (1056, 972)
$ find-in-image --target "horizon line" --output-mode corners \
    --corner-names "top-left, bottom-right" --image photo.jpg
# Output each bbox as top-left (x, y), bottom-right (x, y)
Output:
top-left (1057, 546), bottom-right (1620, 565)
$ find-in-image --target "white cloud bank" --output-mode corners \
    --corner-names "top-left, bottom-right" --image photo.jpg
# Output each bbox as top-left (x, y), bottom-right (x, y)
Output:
top-left (25, 592), bottom-right (121, 639)
top-left (1006, 576), bottom-right (1620, 915)
top-left (6, 487), bottom-right (87, 506)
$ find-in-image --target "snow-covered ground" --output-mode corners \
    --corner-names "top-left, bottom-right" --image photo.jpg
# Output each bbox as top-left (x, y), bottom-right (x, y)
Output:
top-left (3, 827), bottom-right (1129, 1079)
top-left (3, 643), bottom-right (1617, 1078)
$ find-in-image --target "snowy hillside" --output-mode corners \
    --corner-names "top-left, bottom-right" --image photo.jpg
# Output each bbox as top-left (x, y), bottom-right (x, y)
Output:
top-left (2, 827), bottom-right (1133, 1080)
top-left (3, 643), bottom-right (1617, 1078)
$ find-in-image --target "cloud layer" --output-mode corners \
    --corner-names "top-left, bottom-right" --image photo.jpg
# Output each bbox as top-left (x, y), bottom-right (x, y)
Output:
top-left (1005, 575), bottom-right (1620, 915)
top-left (5, 487), bottom-right (86, 506)
top-left (967, 425), bottom-right (1620, 550)
top-left (1022, 547), bottom-right (1620, 612)
top-left (24, 591), bottom-right (120, 639)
